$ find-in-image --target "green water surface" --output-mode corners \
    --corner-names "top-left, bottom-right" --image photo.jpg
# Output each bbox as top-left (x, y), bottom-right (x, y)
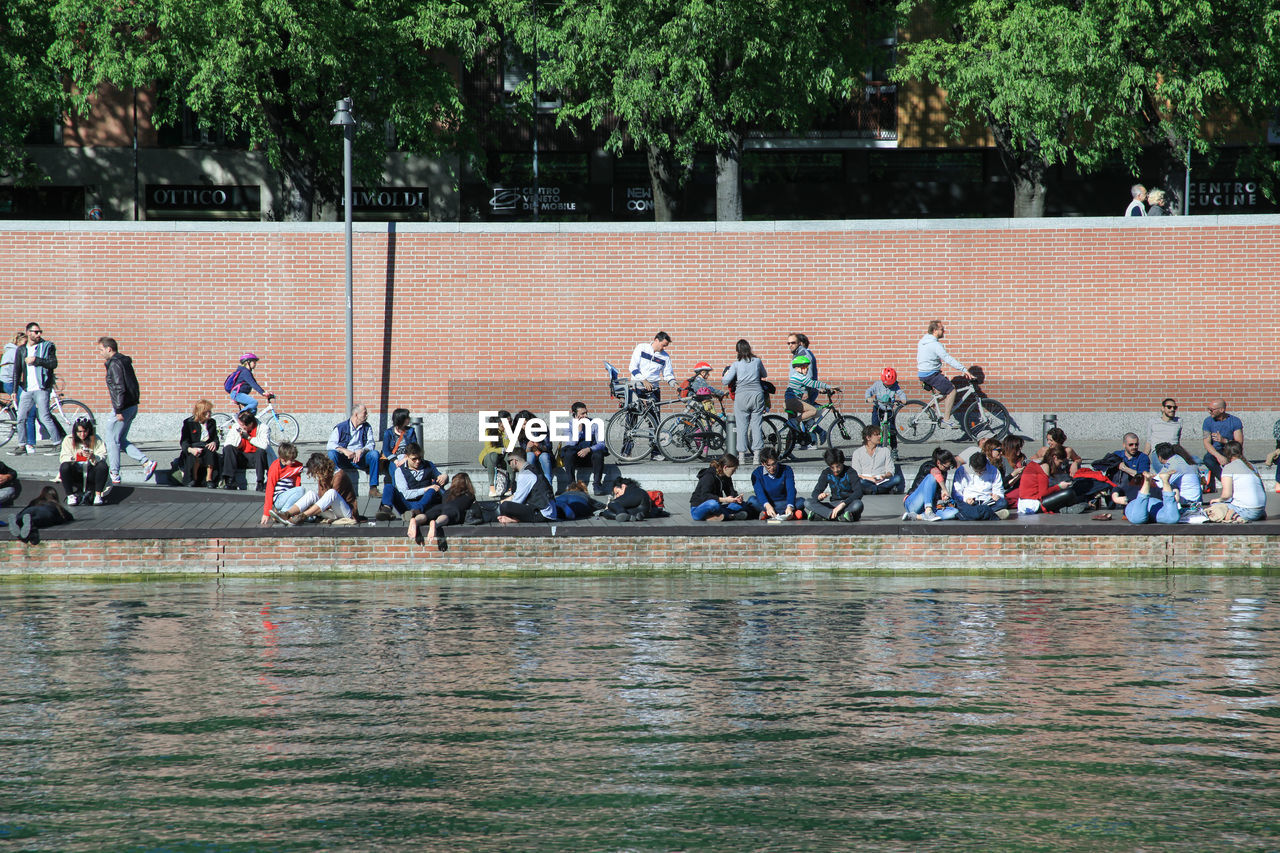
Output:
top-left (1, 574), bottom-right (1277, 851)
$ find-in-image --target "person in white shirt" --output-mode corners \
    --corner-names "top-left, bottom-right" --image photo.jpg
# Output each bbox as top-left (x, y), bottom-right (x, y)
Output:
top-left (628, 332), bottom-right (677, 400)
top-left (1125, 184), bottom-right (1147, 216)
top-left (849, 424), bottom-right (903, 494)
top-left (1209, 441), bottom-right (1267, 522)
top-left (916, 320), bottom-right (974, 429)
top-left (951, 452), bottom-right (1008, 520)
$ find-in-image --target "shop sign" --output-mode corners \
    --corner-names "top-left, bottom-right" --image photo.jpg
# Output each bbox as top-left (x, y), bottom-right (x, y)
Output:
top-left (1190, 180), bottom-right (1258, 209)
top-left (348, 187), bottom-right (430, 212)
top-left (488, 185), bottom-right (581, 214)
top-left (146, 184), bottom-right (260, 213)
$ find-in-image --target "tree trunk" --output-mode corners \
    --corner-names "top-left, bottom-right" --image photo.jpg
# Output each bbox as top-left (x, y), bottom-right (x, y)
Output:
top-left (646, 147), bottom-right (686, 222)
top-left (987, 113), bottom-right (1048, 217)
top-left (278, 158), bottom-right (316, 221)
top-left (715, 130), bottom-right (743, 221)
top-left (1011, 178), bottom-right (1046, 217)
top-left (1154, 143), bottom-right (1189, 215)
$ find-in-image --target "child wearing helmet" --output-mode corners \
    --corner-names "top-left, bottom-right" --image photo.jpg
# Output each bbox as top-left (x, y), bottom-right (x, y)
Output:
top-left (223, 353), bottom-right (274, 414)
top-left (865, 367), bottom-right (906, 452)
top-left (688, 362), bottom-right (725, 411)
top-left (785, 354), bottom-right (833, 425)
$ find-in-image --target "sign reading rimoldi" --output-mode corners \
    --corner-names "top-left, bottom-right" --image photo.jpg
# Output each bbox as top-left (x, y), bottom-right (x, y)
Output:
top-left (146, 184), bottom-right (260, 218)
top-left (347, 187), bottom-right (430, 218)
top-left (488, 185), bottom-right (586, 216)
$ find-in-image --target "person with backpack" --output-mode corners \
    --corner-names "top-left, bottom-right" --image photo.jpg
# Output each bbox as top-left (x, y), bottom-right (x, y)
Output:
top-left (224, 353), bottom-right (273, 414)
top-left (99, 337), bottom-right (158, 485)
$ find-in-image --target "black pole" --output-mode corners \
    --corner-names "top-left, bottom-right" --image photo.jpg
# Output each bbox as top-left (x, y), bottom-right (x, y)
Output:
top-left (531, 0), bottom-right (539, 222)
top-left (132, 87), bottom-right (139, 220)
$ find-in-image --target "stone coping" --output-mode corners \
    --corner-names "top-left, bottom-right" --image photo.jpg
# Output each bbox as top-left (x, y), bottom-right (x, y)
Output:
top-left (1, 214), bottom-right (1278, 235)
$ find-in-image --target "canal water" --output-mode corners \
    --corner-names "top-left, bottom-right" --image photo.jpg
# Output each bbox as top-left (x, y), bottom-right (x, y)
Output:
top-left (1, 574), bottom-right (1276, 851)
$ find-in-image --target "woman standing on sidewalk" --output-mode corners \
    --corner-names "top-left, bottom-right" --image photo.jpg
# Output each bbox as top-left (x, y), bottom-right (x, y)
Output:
top-left (722, 339), bottom-right (768, 466)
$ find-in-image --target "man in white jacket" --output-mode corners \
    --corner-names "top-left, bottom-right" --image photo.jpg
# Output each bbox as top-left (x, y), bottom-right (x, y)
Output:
top-left (629, 332), bottom-right (677, 400)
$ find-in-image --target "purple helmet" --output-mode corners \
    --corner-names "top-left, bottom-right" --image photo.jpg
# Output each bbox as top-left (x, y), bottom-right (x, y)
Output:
top-left (239, 352), bottom-right (260, 363)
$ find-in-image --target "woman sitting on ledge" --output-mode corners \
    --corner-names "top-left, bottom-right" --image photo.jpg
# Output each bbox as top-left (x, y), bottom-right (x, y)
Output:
top-left (1206, 441), bottom-right (1266, 522)
top-left (601, 477), bottom-right (652, 522)
top-left (902, 448), bottom-right (957, 521)
top-left (274, 453), bottom-right (358, 524)
top-left (411, 473), bottom-right (477, 550)
top-left (59, 418), bottom-right (110, 506)
top-left (690, 454), bottom-right (750, 521)
top-left (752, 447), bottom-right (803, 522)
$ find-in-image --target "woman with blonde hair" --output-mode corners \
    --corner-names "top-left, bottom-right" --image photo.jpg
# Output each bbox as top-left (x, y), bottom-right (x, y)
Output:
top-left (275, 453), bottom-right (358, 524)
top-left (179, 399), bottom-right (219, 487)
top-left (1147, 188), bottom-right (1168, 216)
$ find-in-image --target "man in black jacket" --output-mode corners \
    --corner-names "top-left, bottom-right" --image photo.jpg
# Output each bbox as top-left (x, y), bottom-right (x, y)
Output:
top-left (10, 322), bottom-right (61, 455)
top-left (99, 337), bottom-right (157, 484)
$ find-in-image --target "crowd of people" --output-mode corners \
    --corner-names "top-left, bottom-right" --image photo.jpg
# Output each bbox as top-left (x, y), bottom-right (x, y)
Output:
top-left (2, 321), bottom-right (1274, 543)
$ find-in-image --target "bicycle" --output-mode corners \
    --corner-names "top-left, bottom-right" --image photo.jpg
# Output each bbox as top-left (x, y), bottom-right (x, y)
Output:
top-left (762, 389), bottom-right (865, 460)
top-left (213, 398), bottom-right (300, 447)
top-left (0, 381), bottom-right (96, 448)
top-left (656, 395), bottom-right (730, 463)
top-left (894, 372), bottom-right (1013, 444)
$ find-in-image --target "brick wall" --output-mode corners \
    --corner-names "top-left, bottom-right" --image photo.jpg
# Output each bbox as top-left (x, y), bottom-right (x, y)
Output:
top-left (3, 531), bottom-right (1279, 575)
top-left (3, 217), bottom-right (1278, 420)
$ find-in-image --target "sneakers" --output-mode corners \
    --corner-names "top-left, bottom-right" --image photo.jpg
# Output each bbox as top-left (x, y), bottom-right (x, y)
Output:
top-left (143, 459), bottom-right (157, 480)
top-left (995, 508), bottom-right (1011, 520)
top-left (66, 494), bottom-right (78, 506)
top-left (110, 474), bottom-right (123, 486)
top-left (401, 510), bottom-right (416, 522)
top-left (901, 511), bottom-right (916, 520)
top-left (93, 494), bottom-right (104, 506)
top-left (940, 418), bottom-right (961, 431)
top-left (268, 509), bottom-right (290, 525)
top-left (8, 445), bottom-right (32, 456)
top-left (729, 510), bottom-right (750, 521)
top-left (613, 511), bottom-right (632, 522)
top-left (921, 506), bottom-right (939, 521)
top-left (368, 485), bottom-right (381, 499)
top-left (837, 510), bottom-right (858, 522)
top-left (375, 507), bottom-right (394, 522)
top-left (100, 483), bottom-right (113, 499)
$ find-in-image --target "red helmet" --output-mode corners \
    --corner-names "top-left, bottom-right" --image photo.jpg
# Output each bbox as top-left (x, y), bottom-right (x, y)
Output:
top-left (881, 367), bottom-right (897, 384)
top-left (693, 362), bottom-right (712, 372)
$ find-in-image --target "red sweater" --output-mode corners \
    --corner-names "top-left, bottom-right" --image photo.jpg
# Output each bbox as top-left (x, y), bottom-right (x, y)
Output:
top-left (263, 459), bottom-right (304, 514)
top-left (1008, 461), bottom-right (1061, 504)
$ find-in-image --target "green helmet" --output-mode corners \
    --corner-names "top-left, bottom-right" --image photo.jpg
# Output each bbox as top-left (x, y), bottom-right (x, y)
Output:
top-left (791, 355), bottom-right (812, 368)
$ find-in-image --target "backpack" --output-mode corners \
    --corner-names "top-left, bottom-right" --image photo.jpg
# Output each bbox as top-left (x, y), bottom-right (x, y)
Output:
top-left (223, 369), bottom-right (240, 394)
top-left (647, 489), bottom-right (665, 510)
top-left (678, 378), bottom-right (693, 399)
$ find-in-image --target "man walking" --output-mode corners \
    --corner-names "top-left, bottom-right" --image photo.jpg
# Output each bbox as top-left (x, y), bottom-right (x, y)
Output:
top-left (1125, 184), bottom-right (1147, 216)
top-left (916, 320), bottom-right (973, 430)
top-left (100, 337), bottom-right (158, 484)
top-left (11, 322), bottom-right (61, 455)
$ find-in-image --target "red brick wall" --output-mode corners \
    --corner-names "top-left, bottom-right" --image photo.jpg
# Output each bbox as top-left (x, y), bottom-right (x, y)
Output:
top-left (4, 219), bottom-right (1277, 417)
top-left (4, 531), bottom-right (1279, 574)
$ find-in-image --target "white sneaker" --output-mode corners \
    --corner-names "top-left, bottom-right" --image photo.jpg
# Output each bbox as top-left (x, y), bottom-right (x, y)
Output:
top-left (93, 494), bottom-right (104, 505)
top-left (66, 494), bottom-right (78, 506)
top-left (143, 459), bottom-right (158, 480)
top-left (921, 506), bottom-right (939, 521)
top-left (901, 511), bottom-right (915, 520)
top-left (940, 418), bottom-right (961, 430)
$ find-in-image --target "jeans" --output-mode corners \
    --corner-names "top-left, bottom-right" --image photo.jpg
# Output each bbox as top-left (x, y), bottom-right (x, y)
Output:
top-left (273, 486), bottom-right (309, 512)
top-left (810, 498), bottom-right (864, 520)
top-left (2, 381), bottom-right (36, 445)
top-left (231, 391), bottom-right (258, 413)
top-left (1202, 452), bottom-right (1223, 490)
top-left (1124, 492), bottom-right (1183, 524)
top-left (760, 496), bottom-right (804, 514)
top-left (904, 476), bottom-right (941, 515)
top-left (103, 405), bottom-right (148, 477)
top-left (382, 485), bottom-right (441, 515)
top-left (328, 448), bottom-right (381, 488)
top-left (15, 386), bottom-right (59, 447)
top-left (691, 499), bottom-right (745, 521)
top-left (860, 470), bottom-right (905, 494)
top-left (530, 451), bottom-right (554, 486)
top-left (0, 484), bottom-right (20, 507)
top-left (953, 497), bottom-right (1007, 520)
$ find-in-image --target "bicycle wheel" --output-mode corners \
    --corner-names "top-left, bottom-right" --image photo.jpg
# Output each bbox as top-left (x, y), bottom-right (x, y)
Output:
top-left (211, 412), bottom-right (235, 445)
top-left (605, 407), bottom-right (659, 462)
top-left (825, 414), bottom-right (867, 455)
top-left (0, 406), bottom-right (15, 448)
top-left (267, 411), bottom-right (301, 445)
top-left (56, 399), bottom-right (95, 436)
top-left (761, 414), bottom-right (794, 459)
top-left (894, 400), bottom-right (936, 443)
top-left (962, 399), bottom-right (1012, 441)
top-left (657, 412), bottom-right (705, 463)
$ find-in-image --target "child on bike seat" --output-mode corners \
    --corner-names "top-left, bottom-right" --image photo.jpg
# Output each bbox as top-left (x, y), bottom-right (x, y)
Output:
top-left (225, 353), bottom-right (274, 414)
top-left (689, 362), bottom-right (725, 411)
top-left (785, 355), bottom-right (833, 426)
top-left (865, 367), bottom-right (906, 450)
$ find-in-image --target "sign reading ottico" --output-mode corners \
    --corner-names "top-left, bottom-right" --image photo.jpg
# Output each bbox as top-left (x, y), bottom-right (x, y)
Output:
top-left (479, 411), bottom-right (605, 453)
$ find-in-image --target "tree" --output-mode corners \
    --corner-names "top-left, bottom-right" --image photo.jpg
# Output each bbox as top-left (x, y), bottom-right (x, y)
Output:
top-left (499, 0), bottom-right (883, 220)
top-left (50, 0), bottom-right (489, 220)
top-left (0, 0), bottom-right (66, 180)
top-left (894, 0), bottom-right (1280, 217)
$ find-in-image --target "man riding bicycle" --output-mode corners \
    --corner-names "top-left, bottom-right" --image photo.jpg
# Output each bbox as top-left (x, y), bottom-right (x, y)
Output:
top-left (225, 353), bottom-right (274, 414)
top-left (916, 320), bottom-right (974, 430)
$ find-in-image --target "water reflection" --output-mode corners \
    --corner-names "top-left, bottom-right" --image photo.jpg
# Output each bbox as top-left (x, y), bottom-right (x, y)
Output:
top-left (0, 574), bottom-right (1277, 851)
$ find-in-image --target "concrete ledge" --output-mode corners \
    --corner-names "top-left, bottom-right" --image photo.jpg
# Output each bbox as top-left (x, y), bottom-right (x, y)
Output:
top-left (5, 531), bottom-right (1280, 577)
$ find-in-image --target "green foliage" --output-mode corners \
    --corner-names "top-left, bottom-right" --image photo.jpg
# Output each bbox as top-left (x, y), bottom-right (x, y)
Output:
top-left (0, 0), bottom-right (65, 179)
top-left (501, 0), bottom-right (883, 173)
top-left (49, 0), bottom-right (494, 216)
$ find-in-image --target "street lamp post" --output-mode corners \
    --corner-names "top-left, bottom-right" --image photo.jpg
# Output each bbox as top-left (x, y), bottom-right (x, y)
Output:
top-left (330, 97), bottom-right (356, 416)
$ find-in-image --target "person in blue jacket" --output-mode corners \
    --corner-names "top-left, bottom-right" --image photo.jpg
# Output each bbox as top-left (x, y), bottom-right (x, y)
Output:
top-left (752, 446), bottom-right (804, 521)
